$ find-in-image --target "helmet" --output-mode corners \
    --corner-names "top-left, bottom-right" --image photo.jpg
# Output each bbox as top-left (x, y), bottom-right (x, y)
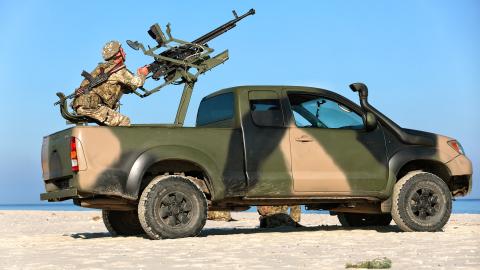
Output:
top-left (102, 40), bottom-right (121, 60)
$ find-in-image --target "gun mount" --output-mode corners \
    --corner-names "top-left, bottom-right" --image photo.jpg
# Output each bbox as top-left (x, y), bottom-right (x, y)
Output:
top-left (55, 8), bottom-right (255, 126)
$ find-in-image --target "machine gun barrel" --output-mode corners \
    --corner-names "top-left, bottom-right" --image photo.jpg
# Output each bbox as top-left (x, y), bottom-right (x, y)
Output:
top-left (192, 8), bottom-right (255, 45)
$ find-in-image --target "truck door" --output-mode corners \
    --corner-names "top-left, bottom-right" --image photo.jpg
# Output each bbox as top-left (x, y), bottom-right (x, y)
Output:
top-left (240, 90), bottom-right (293, 197)
top-left (286, 92), bottom-right (388, 195)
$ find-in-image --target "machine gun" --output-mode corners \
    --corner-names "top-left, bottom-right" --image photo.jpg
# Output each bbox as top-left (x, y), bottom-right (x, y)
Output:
top-left (54, 8), bottom-right (255, 126)
top-left (143, 8), bottom-right (255, 82)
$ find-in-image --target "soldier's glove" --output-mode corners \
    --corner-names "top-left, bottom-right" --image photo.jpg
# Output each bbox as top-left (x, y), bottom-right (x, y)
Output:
top-left (137, 65), bottom-right (150, 76)
top-left (75, 87), bottom-right (85, 96)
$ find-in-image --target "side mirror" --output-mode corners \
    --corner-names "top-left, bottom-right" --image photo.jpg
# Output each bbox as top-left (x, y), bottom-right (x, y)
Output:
top-left (364, 112), bottom-right (378, 131)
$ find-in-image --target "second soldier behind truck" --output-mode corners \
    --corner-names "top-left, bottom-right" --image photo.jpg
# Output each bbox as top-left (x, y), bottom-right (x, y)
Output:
top-left (71, 40), bottom-right (149, 126)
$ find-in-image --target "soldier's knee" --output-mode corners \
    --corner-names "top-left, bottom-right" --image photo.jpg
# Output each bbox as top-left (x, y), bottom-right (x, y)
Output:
top-left (103, 109), bottom-right (130, 126)
top-left (119, 116), bottom-right (130, 126)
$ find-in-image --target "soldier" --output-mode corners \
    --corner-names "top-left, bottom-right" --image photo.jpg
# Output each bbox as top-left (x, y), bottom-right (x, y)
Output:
top-left (257, 205), bottom-right (302, 228)
top-left (71, 40), bottom-right (149, 126)
top-left (207, 211), bottom-right (233, 222)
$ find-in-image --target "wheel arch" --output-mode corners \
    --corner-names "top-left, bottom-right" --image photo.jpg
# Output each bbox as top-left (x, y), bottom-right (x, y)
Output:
top-left (125, 145), bottom-right (221, 200)
top-left (396, 159), bottom-right (450, 184)
top-left (387, 148), bottom-right (452, 194)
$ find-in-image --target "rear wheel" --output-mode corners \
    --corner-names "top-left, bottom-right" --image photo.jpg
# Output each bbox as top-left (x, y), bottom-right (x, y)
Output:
top-left (391, 172), bottom-right (452, 232)
top-left (138, 175), bottom-right (207, 240)
top-left (102, 210), bottom-right (145, 236)
top-left (337, 213), bottom-right (392, 227)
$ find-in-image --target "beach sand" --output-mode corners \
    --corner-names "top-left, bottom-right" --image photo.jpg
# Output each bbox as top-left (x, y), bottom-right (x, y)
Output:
top-left (0, 211), bottom-right (478, 269)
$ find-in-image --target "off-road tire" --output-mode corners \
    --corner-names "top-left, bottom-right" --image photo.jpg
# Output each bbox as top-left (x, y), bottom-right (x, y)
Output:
top-left (102, 209), bottom-right (145, 236)
top-left (337, 213), bottom-right (392, 227)
top-left (391, 171), bottom-right (452, 232)
top-left (138, 175), bottom-right (207, 240)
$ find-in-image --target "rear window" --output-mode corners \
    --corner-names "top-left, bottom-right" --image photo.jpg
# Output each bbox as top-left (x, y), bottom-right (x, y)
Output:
top-left (250, 99), bottom-right (284, 127)
top-left (196, 93), bottom-right (234, 126)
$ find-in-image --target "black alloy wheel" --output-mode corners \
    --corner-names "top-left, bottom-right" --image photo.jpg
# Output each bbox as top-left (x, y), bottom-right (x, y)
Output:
top-left (155, 191), bottom-right (193, 228)
top-left (408, 187), bottom-right (440, 220)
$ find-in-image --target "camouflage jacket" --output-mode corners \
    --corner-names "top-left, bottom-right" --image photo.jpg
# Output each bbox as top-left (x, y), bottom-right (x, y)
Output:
top-left (72, 61), bottom-right (146, 110)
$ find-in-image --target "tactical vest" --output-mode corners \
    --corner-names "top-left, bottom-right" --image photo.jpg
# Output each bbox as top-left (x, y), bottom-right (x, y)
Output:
top-left (71, 62), bottom-right (124, 110)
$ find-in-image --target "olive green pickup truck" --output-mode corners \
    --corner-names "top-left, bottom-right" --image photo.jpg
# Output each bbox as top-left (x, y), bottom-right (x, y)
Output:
top-left (41, 83), bottom-right (472, 239)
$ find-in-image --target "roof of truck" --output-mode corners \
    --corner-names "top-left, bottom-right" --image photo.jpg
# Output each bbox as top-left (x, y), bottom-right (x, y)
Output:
top-left (202, 85), bottom-right (335, 100)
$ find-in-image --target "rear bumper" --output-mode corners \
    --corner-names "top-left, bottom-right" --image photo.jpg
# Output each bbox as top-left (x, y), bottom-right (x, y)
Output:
top-left (40, 188), bottom-right (78, 201)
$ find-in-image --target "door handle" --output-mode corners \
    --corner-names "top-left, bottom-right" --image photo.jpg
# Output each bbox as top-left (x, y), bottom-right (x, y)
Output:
top-left (295, 135), bottom-right (313, 142)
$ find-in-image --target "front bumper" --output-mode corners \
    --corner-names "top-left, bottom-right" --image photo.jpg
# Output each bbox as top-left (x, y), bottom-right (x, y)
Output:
top-left (446, 154), bottom-right (473, 196)
top-left (40, 188), bottom-right (78, 201)
top-left (446, 154), bottom-right (473, 176)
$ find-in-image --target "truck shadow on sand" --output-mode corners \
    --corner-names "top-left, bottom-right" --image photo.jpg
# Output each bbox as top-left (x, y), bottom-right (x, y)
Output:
top-left (198, 224), bottom-right (403, 237)
top-left (69, 225), bottom-right (402, 240)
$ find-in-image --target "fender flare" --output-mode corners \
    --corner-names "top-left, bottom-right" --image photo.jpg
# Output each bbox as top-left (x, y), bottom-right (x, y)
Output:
top-left (124, 145), bottom-right (221, 200)
top-left (384, 147), bottom-right (451, 196)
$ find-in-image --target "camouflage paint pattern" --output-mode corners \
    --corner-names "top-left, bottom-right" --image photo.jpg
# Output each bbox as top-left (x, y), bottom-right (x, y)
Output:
top-left (41, 86), bottom-right (473, 208)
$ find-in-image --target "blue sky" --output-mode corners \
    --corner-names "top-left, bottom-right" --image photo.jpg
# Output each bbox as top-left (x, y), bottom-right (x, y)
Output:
top-left (0, 0), bottom-right (478, 203)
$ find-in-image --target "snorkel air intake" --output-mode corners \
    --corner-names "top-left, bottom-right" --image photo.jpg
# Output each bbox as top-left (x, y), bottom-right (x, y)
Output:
top-left (349, 83), bottom-right (435, 146)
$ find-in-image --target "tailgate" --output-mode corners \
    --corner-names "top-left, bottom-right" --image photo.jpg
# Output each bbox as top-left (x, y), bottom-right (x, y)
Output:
top-left (41, 128), bottom-right (77, 199)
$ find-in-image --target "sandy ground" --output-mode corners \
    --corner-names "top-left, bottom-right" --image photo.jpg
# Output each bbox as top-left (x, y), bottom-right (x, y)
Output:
top-left (0, 211), bottom-right (478, 270)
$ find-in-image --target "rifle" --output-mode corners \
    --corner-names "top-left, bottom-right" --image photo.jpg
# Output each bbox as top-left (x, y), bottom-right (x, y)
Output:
top-left (53, 64), bottom-right (125, 106)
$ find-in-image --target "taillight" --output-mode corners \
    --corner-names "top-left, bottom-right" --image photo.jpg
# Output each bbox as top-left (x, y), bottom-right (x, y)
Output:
top-left (448, 140), bottom-right (465, 155)
top-left (70, 137), bottom-right (79, 172)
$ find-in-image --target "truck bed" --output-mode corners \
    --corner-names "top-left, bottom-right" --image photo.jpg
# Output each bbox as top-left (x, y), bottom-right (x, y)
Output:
top-left (41, 126), bottom-right (245, 201)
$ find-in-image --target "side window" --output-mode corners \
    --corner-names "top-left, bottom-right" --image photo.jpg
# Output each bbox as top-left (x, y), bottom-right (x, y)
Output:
top-left (250, 99), bottom-right (284, 127)
top-left (196, 93), bottom-right (234, 126)
top-left (288, 94), bottom-right (364, 130)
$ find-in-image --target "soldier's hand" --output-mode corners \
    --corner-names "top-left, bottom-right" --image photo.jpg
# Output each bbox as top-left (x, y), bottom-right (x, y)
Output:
top-left (137, 65), bottom-right (150, 76)
top-left (75, 88), bottom-right (85, 96)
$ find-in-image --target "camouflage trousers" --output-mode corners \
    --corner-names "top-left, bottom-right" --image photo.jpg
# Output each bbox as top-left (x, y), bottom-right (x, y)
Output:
top-left (207, 211), bottom-right (233, 221)
top-left (257, 205), bottom-right (301, 228)
top-left (76, 105), bottom-right (130, 126)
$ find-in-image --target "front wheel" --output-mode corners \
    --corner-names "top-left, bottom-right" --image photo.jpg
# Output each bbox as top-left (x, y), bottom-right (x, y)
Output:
top-left (337, 213), bottom-right (392, 227)
top-left (138, 175), bottom-right (208, 240)
top-left (391, 172), bottom-right (452, 232)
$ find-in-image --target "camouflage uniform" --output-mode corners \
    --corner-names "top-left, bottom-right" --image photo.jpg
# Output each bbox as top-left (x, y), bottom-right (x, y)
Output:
top-left (257, 205), bottom-right (301, 228)
top-left (71, 41), bottom-right (146, 126)
top-left (207, 211), bottom-right (233, 221)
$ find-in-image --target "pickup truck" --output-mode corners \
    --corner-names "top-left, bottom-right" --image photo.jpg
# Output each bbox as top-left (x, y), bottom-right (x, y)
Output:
top-left (41, 83), bottom-right (473, 239)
